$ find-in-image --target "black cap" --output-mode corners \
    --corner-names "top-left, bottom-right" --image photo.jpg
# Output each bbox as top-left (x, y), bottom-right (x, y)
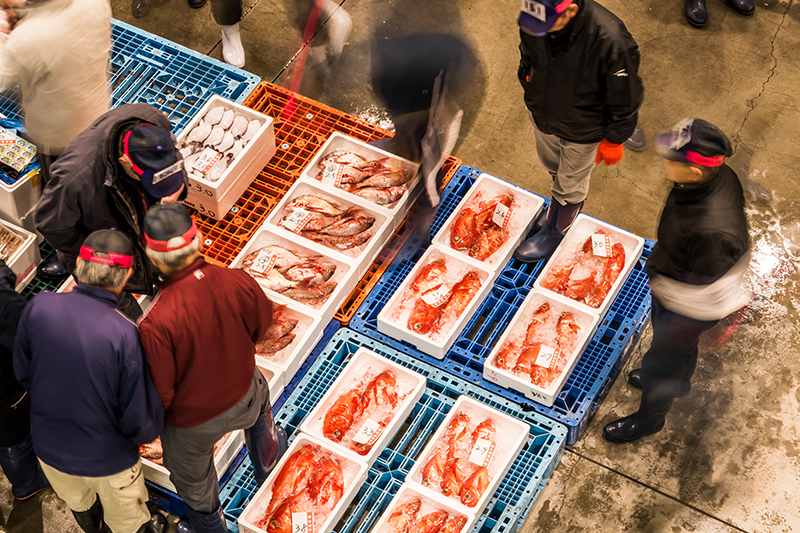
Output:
top-left (655, 118), bottom-right (733, 167)
top-left (80, 230), bottom-right (134, 268)
top-left (143, 203), bottom-right (198, 252)
top-left (122, 124), bottom-right (187, 198)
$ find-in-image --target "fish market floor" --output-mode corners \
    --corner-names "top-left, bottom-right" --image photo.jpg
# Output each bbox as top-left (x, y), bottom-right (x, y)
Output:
top-left (3, 0), bottom-right (800, 532)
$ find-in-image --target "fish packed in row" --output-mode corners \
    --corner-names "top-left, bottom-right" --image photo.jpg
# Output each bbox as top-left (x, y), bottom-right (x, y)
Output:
top-left (0, 224), bottom-right (22, 261)
top-left (386, 497), bottom-right (467, 533)
top-left (256, 305), bottom-right (299, 356)
top-left (139, 437), bottom-right (221, 466)
top-left (449, 192), bottom-right (514, 261)
top-left (313, 150), bottom-right (415, 206)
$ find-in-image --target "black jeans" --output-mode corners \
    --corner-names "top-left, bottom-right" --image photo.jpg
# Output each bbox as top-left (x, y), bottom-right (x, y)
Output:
top-left (0, 392), bottom-right (31, 447)
top-left (210, 0), bottom-right (241, 26)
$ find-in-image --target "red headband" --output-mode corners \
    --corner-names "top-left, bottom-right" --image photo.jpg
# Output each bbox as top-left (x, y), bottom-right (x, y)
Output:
top-left (144, 220), bottom-right (199, 252)
top-left (554, 0), bottom-right (572, 13)
top-left (79, 245), bottom-right (134, 269)
top-left (685, 151), bottom-right (726, 167)
top-left (121, 123), bottom-right (155, 177)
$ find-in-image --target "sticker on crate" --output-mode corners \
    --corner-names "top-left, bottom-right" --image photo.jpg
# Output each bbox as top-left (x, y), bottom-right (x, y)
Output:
top-left (239, 434), bottom-right (368, 533)
top-left (405, 396), bottom-right (528, 515)
top-left (369, 485), bottom-right (476, 533)
top-left (299, 347), bottom-right (425, 465)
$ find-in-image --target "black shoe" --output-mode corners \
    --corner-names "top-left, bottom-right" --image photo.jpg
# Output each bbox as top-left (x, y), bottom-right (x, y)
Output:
top-left (37, 256), bottom-right (70, 280)
top-left (513, 198), bottom-right (582, 263)
top-left (724, 0), bottom-right (754, 15)
top-left (685, 0), bottom-right (707, 27)
top-left (137, 513), bottom-right (167, 533)
top-left (188, 0), bottom-right (206, 8)
top-left (603, 412), bottom-right (666, 443)
top-left (71, 498), bottom-right (111, 533)
top-left (627, 368), bottom-right (691, 397)
top-left (624, 123), bottom-right (646, 152)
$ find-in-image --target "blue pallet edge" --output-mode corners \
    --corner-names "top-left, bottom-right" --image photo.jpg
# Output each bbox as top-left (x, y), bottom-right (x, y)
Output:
top-left (219, 328), bottom-right (568, 533)
top-left (350, 165), bottom-right (654, 445)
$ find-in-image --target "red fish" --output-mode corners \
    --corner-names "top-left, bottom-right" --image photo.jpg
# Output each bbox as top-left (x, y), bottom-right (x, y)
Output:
top-left (472, 194), bottom-right (514, 229)
top-left (421, 447), bottom-right (449, 488)
top-left (259, 488), bottom-right (314, 532)
top-left (265, 445), bottom-right (317, 515)
top-left (530, 312), bottom-right (579, 387)
top-left (440, 516), bottom-right (468, 533)
top-left (308, 455), bottom-right (344, 514)
top-left (471, 419), bottom-right (496, 446)
top-left (495, 340), bottom-right (521, 370)
top-left (260, 305), bottom-right (299, 341)
top-left (555, 312), bottom-right (580, 356)
top-left (281, 280), bottom-right (337, 304)
top-left (460, 466), bottom-right (489, 507)
top-left (408, 511), bottom-right (448, 533)
top-left (306, 230), bottom-right (372, 251)
top-left (433, 271), bottom-right (482, 333)
top-left (407, 287), bottom-right (448, 335)
top-left (524, 302), bottom-right (552, 345)
top-left (281, 261), bottom-right (337, 285)
top-left (387, 498), bottom-right (421, 533)
top-left (469, 224), bottom-right (507, 261)
top-left (446, 413), bottom-right (471, 457)
top-left (361, 370), bottom-right (399, 411)
top-left (583, 242), bottom-right (625, 308)
top-left (450, 207), bottom-right (477, 251)
top-left (317, 210), bottom-right (375, 237)
top-left (409, 259), bottom-right (448, 295)
top-left (441, 458), bottom-right (474, 497)
top-left (322, 389), bottom-right (362, 441)
top-left (541, 262), bottom-right (574, 293)
top-left (513, 343), bottom-right (541, 375)
top-left (256, 333), bottom-right (296, 355)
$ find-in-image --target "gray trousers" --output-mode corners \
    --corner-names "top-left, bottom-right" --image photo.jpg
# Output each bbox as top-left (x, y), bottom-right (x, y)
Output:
top-left (161, 368), bottom-right (269, 513)
top-left (531, 120), bottom-right (600, 205)
top-left (210, 0), bottom-right (241, 26)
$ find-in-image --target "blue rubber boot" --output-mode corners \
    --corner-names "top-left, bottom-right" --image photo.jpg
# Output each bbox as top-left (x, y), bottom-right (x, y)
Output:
top-left (245, 408), bottom-right (288, 485)
top-left (175, 506), bottom-right (225, 533)
top-left (0, 434), bottom-right (50, 500)
top-left (513, 199), bottom-right (582, 263)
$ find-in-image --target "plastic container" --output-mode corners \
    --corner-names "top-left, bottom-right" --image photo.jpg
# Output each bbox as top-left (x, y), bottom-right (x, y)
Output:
top-left (369, 484), bottom-right (476, 533)
top-left (1, 220), bottom-right (40, 292)
top-left (534, 214), bottom-right (645, 319)
top-left (377, 246), bottom-right (492, 359)
top-left (179, 95), bottom-right (276, 221)
top-left (0, 169), bottom-right (42, 238)
top-left (432, 172), bottom-right (544, 275)
top-left (238, 433), bottom-right (368, 533)
top-left (405, 396), bottom-right (529, 517)
top-left (483, 289), bottom-right (600, 407)
top-left (299, 347), bottom-right (426, 466)
top-left (255, 359), bottom-right (284, 405)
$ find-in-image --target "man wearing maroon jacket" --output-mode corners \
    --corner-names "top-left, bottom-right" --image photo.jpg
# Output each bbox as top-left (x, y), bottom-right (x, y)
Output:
top-left (138, 204), bottom-right (286, 533)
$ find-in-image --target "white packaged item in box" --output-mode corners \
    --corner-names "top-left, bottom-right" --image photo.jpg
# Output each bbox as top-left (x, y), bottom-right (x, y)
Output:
top-left (377, 246), bottom-right (492, 359)
top-left (229, 227), bottom-right (357, 323)
top-left (179, 95), bottom-right (276, 221)
top-left (299, 347), bottom-right (426, 466)
top-left (0, 160), bottom-right (42, 222)
top-left (0, 219), bottom-right (40, 292)
top-left (255, 359), bottom-right (284, 405)
top-left (300, 132), bottom-right (422, 233)
top-left (533, 214), bottom-right (645, 318)
top-left (483, 289), bottom-right (600, 407)
top-left (266, 178), bottom-right (393, 279)
top-left (254, 292), bottom-right (324, 388)
top-left (369, 484), bottom-right (476, 533)
top-left (432, 172), bottom-right (544, 274)
top-left (238, 433), bottom-right (368, 533)
top-left (405, 396), bottom-right (528, 516)
top-left (140, 430), bottom-right (244, 493)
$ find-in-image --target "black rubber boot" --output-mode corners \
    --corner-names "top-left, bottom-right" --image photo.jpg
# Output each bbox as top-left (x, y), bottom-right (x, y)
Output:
top-left (37, 255), bottom-right (70, 280)
top-left (71, 498), bottom-right (111, 533)
top-left (176, 506), bottom-right (226, 533)
top-left (513, 199), bottom-right (582, 263)
top-left (724, 0), bottom-right (754, 15)
top-left (136, 513), bottom-right (167, 533)
top-left (245, 408), bottom-right (288, 485)
top-left (603, 396), bottom-right (672, 443)
top-left (628, 369), bottom-right (691, 397)
top-left (0, 434), bottom-right (50, 500)
top-left (685, 0), bottom-right (708, 27)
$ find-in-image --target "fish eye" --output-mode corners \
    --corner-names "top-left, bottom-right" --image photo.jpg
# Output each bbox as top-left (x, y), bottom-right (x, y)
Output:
top-left (333, 430), bottom-right (341, 437)
top-left (453, 237), bottom-right (460, 243)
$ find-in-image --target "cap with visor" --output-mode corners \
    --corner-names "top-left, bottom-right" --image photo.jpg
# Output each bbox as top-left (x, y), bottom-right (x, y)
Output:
top-left (79, 229), bottom-right (134, 269)
top-left (143, 203), bottom-right (198, 252)
top-left (122, 124), bottom-right (187, 198)
top-left (655, 118), bottom-right (733, 168)
top-left (518, 0), bottom-right (574, 36)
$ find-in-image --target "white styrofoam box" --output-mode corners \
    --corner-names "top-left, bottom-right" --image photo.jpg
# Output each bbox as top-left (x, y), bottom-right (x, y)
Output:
top-left (405, 396), bottom-right (528, 517)
top-left (229, 227), bottom-right (357, 323)
top-left (238, 433), bottom-right (368, 533)
top-left (377, 246), bottom-right (493, 359)
top-left (0, 166), bottom-right (42, 222)
top-left (0, 206), bottom-right (44, 244)
top-left (369, 484), bottom-right (476, 533)
top-left (254, 292), bottom-right (324, 389)
top-left (533, 214), bottom-right (645, 318)
top-left (266, 178), bottom-right (394, 280)
top-left (141, 430), bottom-right (244, 493)
top-left (299, 132), bottom-right (422, 233)
top-left (483, 289), bottom-right (600, 407)
top-left (56, 276), bottom-right (76, 293)
top-left (255, 359), bottom-right (284, 405)
top-left (1, 220), bottom-right (40, 292)
top-left (432, 172), bottom-right (544, 274)
top-left (179, 95), bottom-right (275, 221)
top-left (299, 347), bottom-right (426, 466)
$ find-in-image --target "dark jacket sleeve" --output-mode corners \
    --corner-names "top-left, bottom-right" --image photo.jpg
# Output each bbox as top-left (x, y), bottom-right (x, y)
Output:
top-left (116, 326), bottom-right (164, 445)
top-left (34, 162), bottom-right (89, 265)
top-left (243, 273), bottom-right (273, 343)
top-left (685, 231), bottom-right (748, 284)
top-left (138, 318), bottom-right (177, 412)
top-left (603, 41), bottom-right (644, 144)
top-left (0, 261), bottom-right (24, 355)
top-left (12, 303), bottom-right (33, 391)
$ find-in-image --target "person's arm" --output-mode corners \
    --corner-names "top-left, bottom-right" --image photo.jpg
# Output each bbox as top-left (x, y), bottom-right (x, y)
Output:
top-left (603, 42), bottom-right (644, 144)
top-left (137, 318), bottom-right (177, 412)
top-left (0, 28), bottom-right (21, 91)
top-left (11, 302), bottom-right (33, 390)
top-left (686, 231), bottom-right (748, 284)
top-left (34, 166), bottom-right (88, 263)
top-left (0, 260), bottom-right (25, 356)
top-left (116, 328), bottom-right (164, 445)
top-left (242, 273), bottom-right (272, 343)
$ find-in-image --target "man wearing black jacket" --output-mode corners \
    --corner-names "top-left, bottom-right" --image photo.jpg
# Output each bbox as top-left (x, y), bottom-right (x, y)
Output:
top-left (513, 0), bottom-right (644, 262)
top-left (604, 119), bottom-right (751, 443)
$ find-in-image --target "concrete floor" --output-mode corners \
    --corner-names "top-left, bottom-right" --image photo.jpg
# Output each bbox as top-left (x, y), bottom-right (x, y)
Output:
top-left (3, 0), bottom-right (800, 531)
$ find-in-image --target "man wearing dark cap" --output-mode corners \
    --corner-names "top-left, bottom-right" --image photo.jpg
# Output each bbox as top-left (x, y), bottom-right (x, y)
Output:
top-left (34, 103), bottom-right (188, 320)
top-left (604, 119), bottom-right (750, 443)
top-left (13, 230), bottom-right (166, 533)
top-left (138, 204), bottom-right (287, 533)
top-left (513, 0), bottom-right (645, 262)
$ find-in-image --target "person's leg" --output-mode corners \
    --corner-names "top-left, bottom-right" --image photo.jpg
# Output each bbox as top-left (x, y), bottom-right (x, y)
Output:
top-left (87, 459), bottom-right (161, 533)
top-left (210, 0), bottom-right (244, 67)
top-left (243, 369), bottom-right (287, 485)
top-left (0, 392), bottom-right (50, 500)
top-left (38, 460), bottom-right (110, 533)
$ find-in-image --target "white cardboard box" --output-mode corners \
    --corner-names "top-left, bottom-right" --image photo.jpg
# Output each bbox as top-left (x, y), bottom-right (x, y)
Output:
top-left (405, 396), bottom-right (528, 517)
top-left (0, 166), bottom-right (42, 223)
top-left (483, 289), bottom-right (600, 407)
top-left (533, 214), bottom-right (645, 319)
top-left (238, 433), bottom-right (368, 533)
top-left (179, 95), bottom-right (276, 221)
top-left (377, 246), bottom-right (493, 359)
top-left (300, 132), bottom-right (422, 233)
top-left (369, 484), bottom-right (477, 533)
top-left (1, 219), bottom-right (40, 292)
top-left (255, 359), bottom-right (284, 404)
top-left (299, 347), bottom-right (426, 466)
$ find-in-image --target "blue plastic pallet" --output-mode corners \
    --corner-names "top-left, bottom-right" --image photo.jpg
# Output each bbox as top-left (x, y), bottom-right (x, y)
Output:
top-left (350, 165), bottom-right (654, 445)
top-left (0, 20), bottom-right (259, 134)
top-left (219, 329), bottom-right (567, 533)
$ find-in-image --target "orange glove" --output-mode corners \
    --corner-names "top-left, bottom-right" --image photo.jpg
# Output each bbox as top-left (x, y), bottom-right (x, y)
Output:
top-left (595, 139), bottom-right (624, 166)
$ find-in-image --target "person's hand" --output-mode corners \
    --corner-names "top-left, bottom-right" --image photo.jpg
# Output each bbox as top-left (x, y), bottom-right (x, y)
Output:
top-left (160, 183), bottom-right (185, 204)
top-left (595, 139), bottom-right (624, 166)
top-left (0, 9), bottom-right (12, 34)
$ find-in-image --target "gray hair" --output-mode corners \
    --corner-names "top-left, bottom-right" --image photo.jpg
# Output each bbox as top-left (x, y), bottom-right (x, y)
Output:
top-left (147, 234), bottom-right (202, 268)
top-left (75, 259), bottom-right (129, 290)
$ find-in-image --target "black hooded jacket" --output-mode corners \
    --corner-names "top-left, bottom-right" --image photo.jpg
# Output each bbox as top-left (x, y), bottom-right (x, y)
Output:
top-left (0, 261), bottom-right (26, 404)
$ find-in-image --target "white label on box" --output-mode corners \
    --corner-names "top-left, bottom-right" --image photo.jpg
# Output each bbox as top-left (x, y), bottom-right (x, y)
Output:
top-left (321, 163), bottom-right (345, 187)
top-left (0, 128), bottom-right (17, 145)
top-left (468, 438), bottom-right (496, 467)
top-left (421, 284), bottom-right (450, 308)
top-left (192, 148), bottom-right (222, 174)
top-left (521, 0), bottom-right (547, 21)
top-left (282, 208), bottom-right (313, 233)
top-left (491, 203), bottom-right (512, 230)
top-left (291, 512), bottom-right (313, 533)
top-left (591, 233), bottom-right (612, 257)
top-left (352, 418), bottom-right (384, 445)
top-left (250, 250), bottom-right (277, 275)
top-left (535, 345), bottom-right (560, 369)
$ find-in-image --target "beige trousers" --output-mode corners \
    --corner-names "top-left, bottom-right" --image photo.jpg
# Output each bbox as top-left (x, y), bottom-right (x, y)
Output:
top-left (39, 458), bottom-right (150, 533)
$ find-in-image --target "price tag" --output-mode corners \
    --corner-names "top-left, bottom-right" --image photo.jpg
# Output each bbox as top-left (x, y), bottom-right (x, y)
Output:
top-left (534, 345), bottom-right (560, 370)
top-left (591, 233), bottom-right (612, 257)
top-left (192, 148), bottom-right (222, 174)
top-left (250, 250), bottom-right (277, 275)
top-left (282, 208), bottom-right (314, 233)
top-left (321, 163), bottom-right (345, 187)
top-left (0, 127), bottom-right (17, 145)
top-left (673, 118), bottom-right (694, 150)
top-left (468, 438), bottom-right (496, 467)
top-left (521, 0), bottom-right (547, 21)
top-left (291, 512), bottom-right (313, 533)
top-left (352, 418), bottom-right (384, 446)
top-left (491, 203), bottom-right (512, 230)
top-left (421, 284), bottom-right (450, 308)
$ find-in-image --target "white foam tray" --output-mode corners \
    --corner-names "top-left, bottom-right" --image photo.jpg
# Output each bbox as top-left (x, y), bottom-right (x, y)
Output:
top-left (1, 219), bottom-right (40, 293)
top-left (369, 483), bottom-right (477, 533)
top-left (255, 359), bottom-right (284, 405)
top-left (0, 165), bottom-right (42, 222)
top-left (432, 172), bottom-right (544, 275)
top-left (142, 430), bottom-right (244, 493)
top-left (229, 226), bottom-right (358, 324)
top-left (377, 246), bottom-right (493, 359)
top-left (299, 347), bottom-right (426, 466)
top-left (533, 214), bottom-right (645, 319)
top-left (483, 289), bottom-right (600, 407)
top-left (239, 433), bottom-right (368, 533)
top-left (300, 132), bottom-right (422, 233)
top-left (179, 95), bottom-right (276, 221)
top-left (265, 178), bottom-right (393, 280)
top-left (405, 396), bottom-right (528, 517)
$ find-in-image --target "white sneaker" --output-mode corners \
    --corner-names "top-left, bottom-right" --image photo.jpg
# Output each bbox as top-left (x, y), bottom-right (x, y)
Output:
top-left (221, 23), bottom-right (245, 68)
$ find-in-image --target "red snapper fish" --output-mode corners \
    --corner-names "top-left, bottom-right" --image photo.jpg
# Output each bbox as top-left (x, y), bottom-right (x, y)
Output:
top-left (450, 207), bottom-right (478, 252)
top-left (583, 242), bottom-right (626, 308)
top-left (387, 498), bottom-right (421, 533)
top-left (322, 389), bottom-right (363, 441)
top-left (408, 511), bottom-right (448, 533)
top-left (409, 259), bottom-right (448, 295)
top-left (260, 488), bottom-right (314, 532)
top-left (308, 454), bottom-right (344, 515)
top-left (407, 285), bottom-right (450, 335)
top-left (264, 445), bottom-right (317, 515)
top-left (433, 271), bottom-right (482, 333)
top-left (440, 516), bottom-right (468, 533)
top-left (460, 466), bottom-right (489, 507)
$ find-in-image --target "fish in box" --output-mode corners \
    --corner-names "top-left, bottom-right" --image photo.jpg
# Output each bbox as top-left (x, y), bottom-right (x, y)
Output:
top-left (371, 485), bottom-right (474, 533)
top-left (313, 150), bottom-right (416, 207)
